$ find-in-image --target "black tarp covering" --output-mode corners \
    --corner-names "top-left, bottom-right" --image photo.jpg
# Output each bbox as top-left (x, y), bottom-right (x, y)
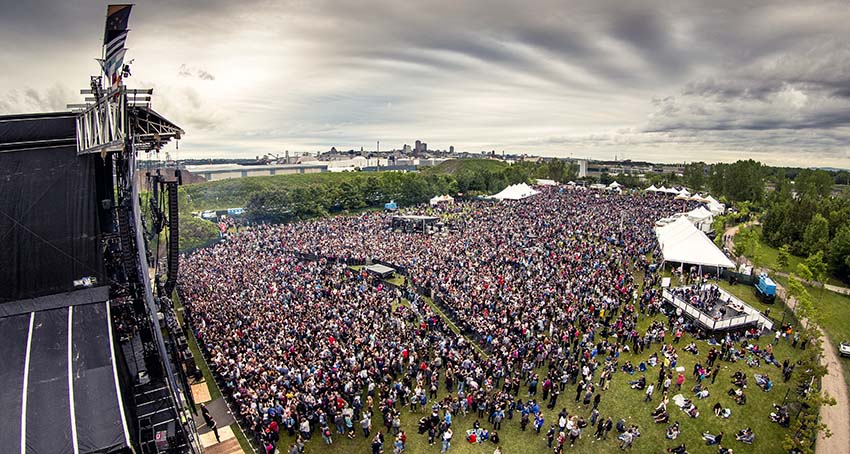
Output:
top-left (73, 302), bottom-right (128, 453)
top-left (0, 113), bottom-right (104, 303)
top-left (27, 307), bottom-right (73, 454)
top-left (0, 313), bottom-right (31, 454)
top-left (0, 301), bottom-right (129, 454)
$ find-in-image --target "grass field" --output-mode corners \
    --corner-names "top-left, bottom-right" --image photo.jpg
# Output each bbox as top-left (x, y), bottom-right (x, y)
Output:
top-left (181, 172), bottom-right (367, 213)
top-left (423, 159), bottom-right (508, 176)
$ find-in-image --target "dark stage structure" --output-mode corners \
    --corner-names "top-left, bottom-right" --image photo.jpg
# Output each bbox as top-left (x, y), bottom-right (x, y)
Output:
top-left (0, 5), bottom-right (200, 454)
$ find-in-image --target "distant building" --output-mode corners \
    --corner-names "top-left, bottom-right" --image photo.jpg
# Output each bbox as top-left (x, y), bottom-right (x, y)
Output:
top-left (449, 145), bottom-right (454, 154)
top-left (186, 163), bottom-right (328, 181)
top-left (403, 144), bottom-right (412, 153)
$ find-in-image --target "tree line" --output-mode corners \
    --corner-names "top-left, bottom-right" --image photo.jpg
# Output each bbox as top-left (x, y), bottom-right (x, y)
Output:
top-left (246, 160), bottom-right (578, 224)
top-left (679, 159), bottom-right (849, 282)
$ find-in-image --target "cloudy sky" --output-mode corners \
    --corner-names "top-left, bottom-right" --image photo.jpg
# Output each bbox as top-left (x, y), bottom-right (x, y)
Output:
top-left (1, 0), bottom-right (849, 167)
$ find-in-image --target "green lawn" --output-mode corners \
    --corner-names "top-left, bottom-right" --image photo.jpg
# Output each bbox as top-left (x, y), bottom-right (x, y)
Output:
top-left (423, 159), bottom-right (509, 176)
top-left (181, 172), bottom-right (369, 213)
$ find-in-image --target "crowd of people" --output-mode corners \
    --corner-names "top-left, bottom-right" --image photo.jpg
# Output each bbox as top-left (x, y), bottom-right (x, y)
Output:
top-left (179, 187), bottom-right (794, 453)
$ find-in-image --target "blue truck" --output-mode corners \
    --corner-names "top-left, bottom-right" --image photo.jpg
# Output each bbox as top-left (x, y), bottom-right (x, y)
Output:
top-left (755, 273), bottom-right (777, 303)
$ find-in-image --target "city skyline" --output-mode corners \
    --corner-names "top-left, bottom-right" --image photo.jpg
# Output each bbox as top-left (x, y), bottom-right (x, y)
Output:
top-left (1, 0), bottom-right (849, 168)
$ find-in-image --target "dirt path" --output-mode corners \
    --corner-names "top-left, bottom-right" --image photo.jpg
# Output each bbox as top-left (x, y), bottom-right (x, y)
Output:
top-left (724, 225), bottom-right (850, 453)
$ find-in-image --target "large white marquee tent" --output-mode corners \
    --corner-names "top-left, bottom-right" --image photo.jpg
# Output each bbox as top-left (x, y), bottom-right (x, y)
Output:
top-left (489, 183), bottom-right (540, 200)
top-left (655, 217), bottom-right (734, 268)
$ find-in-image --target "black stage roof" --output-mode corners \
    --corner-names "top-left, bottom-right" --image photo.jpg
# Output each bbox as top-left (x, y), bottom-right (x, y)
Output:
top-left (0, 299), bottom-right (130, 454)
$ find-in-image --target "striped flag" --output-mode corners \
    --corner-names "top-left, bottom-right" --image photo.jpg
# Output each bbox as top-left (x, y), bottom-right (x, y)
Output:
top-left (101, 4), bottom-right (133, 87)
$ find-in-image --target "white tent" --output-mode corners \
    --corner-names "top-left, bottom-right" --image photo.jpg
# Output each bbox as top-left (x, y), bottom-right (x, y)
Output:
top-left (608, 181), bottom-right (622, 189)
top-left (655, 217), bottom-right (734, 268)
top-left (707, 202), bottom-right (725, 215)
top-left (489, 183), bottom-right (540, 200)
top-left (429, 194), bottom-right (455, 205)
top-left (687, 206), bottom-right (713, 222)
top-left (665, 187), bottom-right (680, 194)
top-left (535, 178), bottom-right (558, 186)
top-left (678, 188), bottom-right (691, 197)
top-left (646, 184), bottom-right (658, 192)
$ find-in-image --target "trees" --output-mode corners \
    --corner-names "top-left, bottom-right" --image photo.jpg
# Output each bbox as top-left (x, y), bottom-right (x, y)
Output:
top-left (795, 169), bottom-right (834, 200)
top-left (828, 224), bottom-right (850, 282)
top-left (778, 244), bottom-right (792, 272)
top-left (802, 213), bottom-right (829, 256)
top-left (709, 160), bottom-right (766, 202)
top-left (683, 161), bottom-right (706, 190)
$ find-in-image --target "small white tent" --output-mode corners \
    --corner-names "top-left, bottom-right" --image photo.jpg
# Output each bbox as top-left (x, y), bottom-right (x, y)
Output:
top-left (489, 183), bottom-right (540, 200)
top-left (429, 194), bottom-right (455, 205)
top-left (646, 184), bottom-right (658, 192)
top-left (535, 178), bottom-right (558, 186)
top-left (655, 217), bottom-right (734, 268)
top-left (686, 206), bottom-right (714, 233)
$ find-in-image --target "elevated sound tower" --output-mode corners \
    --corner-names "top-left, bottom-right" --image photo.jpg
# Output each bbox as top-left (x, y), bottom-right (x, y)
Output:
top-left (68, 5), bottom-right (198, 453)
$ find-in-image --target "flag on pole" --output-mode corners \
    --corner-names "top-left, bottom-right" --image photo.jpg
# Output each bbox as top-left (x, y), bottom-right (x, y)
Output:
top-left (102, 4), bottom-right (132, 88)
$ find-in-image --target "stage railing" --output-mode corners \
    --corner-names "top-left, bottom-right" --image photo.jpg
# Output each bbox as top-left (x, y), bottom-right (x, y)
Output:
top-left (662, 287), bottom-right (773, 332)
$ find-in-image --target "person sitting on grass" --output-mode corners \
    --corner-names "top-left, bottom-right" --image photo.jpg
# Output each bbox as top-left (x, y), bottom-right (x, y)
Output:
top-left (770, 404), bottom-right (790, 427)
top-left (734, 390), bottom-right (747, 405)
top-left (702, 431), bottom-right (724, 445)
top-left (681, 399), bottom-right (699, 418)
top-left (684, 343), bottom-right (699, 355)
top-left (754, 374), bottom-right (773, 391)
top-left (654, 410), bottom-right (669, 424)
top-left (629, 375), bottom-right (646, 390)
top-left (666, 421), bottom-right (680, 440)
top-left (735, 427), bottom-right (754, 444)
top-left (717, 445), bottom-right (734, 454)
top-left (713, 402), bottom-right (723, 417)
top-left (692, 384), bottom-right (710, 399)
top-left (667, 442), bottom-right (688, 454)
top-left (731, 370), bottom-right (747, 387)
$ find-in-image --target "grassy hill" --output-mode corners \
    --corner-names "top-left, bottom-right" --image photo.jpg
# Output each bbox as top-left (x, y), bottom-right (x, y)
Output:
top-left (424, 158), bottom-right (508, 175)
top-left (180, 172), bottom-right (366, 213)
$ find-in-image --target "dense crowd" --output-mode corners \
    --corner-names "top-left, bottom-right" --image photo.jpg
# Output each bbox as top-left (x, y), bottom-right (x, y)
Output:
top-left (180, 188), bottom-right (794, 454)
